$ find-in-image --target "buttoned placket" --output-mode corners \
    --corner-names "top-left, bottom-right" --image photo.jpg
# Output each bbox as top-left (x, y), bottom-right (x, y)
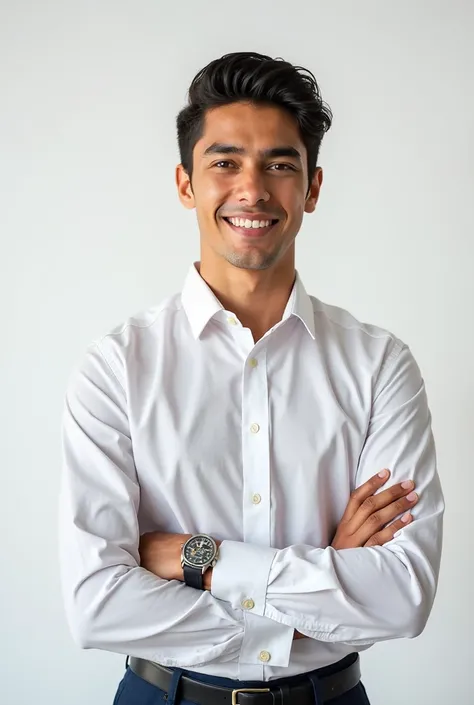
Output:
top-left (238, 324), bottom-right (273, 679)
top-left (219, 316), bottom-right (289, 678)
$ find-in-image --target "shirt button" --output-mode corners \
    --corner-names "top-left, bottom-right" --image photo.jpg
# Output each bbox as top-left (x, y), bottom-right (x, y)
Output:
top-left (227, 317), bottom-right (238, 326)
top-left (250, 423), bottom-right (260, 434)
top-left (259, 650), bottom-right (271, 663)
top-left (252, 493), bottom-right (262, 505)
top-left (248, 358), bottom-right (258, 368)
top-left (241, 598), bottom-right (255, 610)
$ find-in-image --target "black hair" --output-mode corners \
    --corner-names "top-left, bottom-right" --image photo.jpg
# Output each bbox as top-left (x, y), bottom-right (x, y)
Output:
top-left (176, 51), bottom-right (333, 193)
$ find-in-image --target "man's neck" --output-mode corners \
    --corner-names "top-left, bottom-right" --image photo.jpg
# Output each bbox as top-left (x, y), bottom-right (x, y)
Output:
top-left (197, 259), bottom-right (296, 343)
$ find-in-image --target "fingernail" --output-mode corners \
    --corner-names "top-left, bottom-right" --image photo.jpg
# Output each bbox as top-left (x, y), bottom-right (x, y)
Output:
top-left (407, 492), bottom-right (418, 502)
top-left (401, 512), bottom-right (412, 523)
top-left (378, 469), bottom-right (389, 478)
top-left (401, 480), bottom-right (413, 489)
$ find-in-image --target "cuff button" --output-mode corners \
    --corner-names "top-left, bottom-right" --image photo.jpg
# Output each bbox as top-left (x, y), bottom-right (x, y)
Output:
top-left (241, 598), bottom-right (255, 610)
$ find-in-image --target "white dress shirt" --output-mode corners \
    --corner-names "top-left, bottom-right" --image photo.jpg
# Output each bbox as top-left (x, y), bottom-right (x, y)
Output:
top-left (59, 263), bottom-right (444, 681)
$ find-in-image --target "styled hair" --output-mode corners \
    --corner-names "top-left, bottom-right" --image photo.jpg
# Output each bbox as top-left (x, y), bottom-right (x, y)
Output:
top-left (176, 51), bottom-right (333, 192)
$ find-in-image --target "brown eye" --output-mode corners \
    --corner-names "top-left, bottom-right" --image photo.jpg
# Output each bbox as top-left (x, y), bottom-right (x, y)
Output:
top-left (269, 163), bottom-right (295, 171)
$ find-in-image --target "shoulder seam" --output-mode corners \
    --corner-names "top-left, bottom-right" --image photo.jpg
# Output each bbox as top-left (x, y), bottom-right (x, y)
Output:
top-left (96, 299), bottom-right (183, 344)
top-left (92, 302), bottom-right (185, 390)
top-left (375, 340), bottom-right (407, 399)
top-left (310, 298), bottom-right (397, 343)
top-left (93, 342), bottom-right (125, 393)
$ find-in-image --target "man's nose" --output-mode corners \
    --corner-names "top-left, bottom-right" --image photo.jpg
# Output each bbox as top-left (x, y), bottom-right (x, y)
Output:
top-left (235, 169), bottom-right (270, 204)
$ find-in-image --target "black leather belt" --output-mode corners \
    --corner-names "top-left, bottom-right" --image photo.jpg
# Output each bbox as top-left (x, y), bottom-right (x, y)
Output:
top-left (129, 654), bottom-right (360, 704)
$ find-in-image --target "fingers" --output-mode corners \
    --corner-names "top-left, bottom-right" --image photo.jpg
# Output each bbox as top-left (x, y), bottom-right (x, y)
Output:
top-left (344, 476), bottom-right (418, 536)
top-left (367, 487), bottom-right (418, 530)
top-left (351, 485), bottom-right (419, 546)
top-left (340, 469), bottom-right (392, 523)
top-left (364, 512), bottom-right (414, 547)
top-left (331, 468), bottom-right (418, 551)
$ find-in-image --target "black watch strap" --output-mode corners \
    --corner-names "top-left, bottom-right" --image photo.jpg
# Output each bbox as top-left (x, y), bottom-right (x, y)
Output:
top-left (183, 564), bottom-right (204, 590)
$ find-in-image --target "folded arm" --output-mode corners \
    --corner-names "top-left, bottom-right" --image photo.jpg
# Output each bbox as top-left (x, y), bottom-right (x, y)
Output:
top-left (59, 344), bottom-right (293, 667)
top-left (211, 345), bottom-right (444, 645)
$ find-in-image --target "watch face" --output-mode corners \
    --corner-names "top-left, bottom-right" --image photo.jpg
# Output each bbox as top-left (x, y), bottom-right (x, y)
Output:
top-left (183, 535), bottom-right (216, 567)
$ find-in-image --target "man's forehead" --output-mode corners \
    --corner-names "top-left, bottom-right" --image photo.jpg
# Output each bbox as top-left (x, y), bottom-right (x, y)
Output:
top-left (196, 103), bottom-right (304, 155)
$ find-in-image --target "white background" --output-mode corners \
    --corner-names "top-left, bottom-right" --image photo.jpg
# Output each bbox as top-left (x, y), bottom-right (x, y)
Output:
top-left (1, 1), bottom-right (472, 703)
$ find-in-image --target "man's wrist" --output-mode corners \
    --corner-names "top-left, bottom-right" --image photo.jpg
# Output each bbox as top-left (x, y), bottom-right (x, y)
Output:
top-left (180, 537), bottom-right (220, 590)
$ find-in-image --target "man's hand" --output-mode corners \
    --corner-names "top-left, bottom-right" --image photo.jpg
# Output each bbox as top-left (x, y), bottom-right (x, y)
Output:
top-left (331, 469), bottom-right (418, 549)
top-left (139, 531), bottom-right (192, 582)
top-left (294, 469), bottom-right (418, 641)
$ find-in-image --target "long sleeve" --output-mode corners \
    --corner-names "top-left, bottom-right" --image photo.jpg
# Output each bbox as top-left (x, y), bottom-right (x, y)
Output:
top-left (59, 343), bottom-right (256, 668)
top-left (212, 344), bottom-right (444, 645)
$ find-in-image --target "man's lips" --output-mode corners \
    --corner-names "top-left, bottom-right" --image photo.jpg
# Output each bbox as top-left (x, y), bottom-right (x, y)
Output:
top-left (221, 217), bottom-right (278, 238)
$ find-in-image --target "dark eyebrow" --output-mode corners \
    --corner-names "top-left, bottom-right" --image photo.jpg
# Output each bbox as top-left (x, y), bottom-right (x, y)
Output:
top-left (202, 143), bottom-right (302, 162)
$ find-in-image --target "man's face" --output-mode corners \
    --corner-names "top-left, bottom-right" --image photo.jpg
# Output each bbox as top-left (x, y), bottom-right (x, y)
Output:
top-left (176, 101), bottom-right (322, 272)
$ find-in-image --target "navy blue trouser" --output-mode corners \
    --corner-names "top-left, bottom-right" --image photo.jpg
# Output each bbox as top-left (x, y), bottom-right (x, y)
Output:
top-left (112, 660), bottom-right (371, 705)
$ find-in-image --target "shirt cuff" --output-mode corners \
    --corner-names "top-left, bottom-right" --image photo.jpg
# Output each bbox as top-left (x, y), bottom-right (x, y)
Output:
top-left (239, 611), bottom-right (294, 672)
top-left (211, 540), bottom-right (293, 672)
top-left (211, 540), bottom-right (277, 616)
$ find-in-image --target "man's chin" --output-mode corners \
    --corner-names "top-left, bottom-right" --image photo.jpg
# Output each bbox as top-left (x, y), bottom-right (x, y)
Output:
top-left (224, 251), bottom-right (277, 271)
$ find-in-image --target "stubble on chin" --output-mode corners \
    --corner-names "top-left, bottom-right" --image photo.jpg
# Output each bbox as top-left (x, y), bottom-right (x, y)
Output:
top-left (223, 248), bottom-right (282, 271)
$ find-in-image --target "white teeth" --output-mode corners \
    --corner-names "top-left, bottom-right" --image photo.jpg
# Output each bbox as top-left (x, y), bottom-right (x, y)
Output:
top-left (228, 217), bottom-right (273, 229)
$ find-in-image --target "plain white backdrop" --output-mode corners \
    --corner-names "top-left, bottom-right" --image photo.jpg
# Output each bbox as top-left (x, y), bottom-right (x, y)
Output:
top-left (1, 1), bottom-right (472, 703)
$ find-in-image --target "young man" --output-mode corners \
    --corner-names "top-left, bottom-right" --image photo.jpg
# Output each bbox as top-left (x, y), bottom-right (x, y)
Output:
top-left (60, 52), bottom-right (444, 705)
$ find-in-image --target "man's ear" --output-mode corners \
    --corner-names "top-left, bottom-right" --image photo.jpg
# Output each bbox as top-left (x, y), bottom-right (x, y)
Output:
top-left (304, 167), bottom-right (323, 214)
top-left (176, 164), bottom-right (195, 210)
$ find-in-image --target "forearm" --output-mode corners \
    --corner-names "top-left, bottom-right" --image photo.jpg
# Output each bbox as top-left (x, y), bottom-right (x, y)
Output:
top-left (60, 531), bottom-right (247, 666)
top-left (212, 510), bottom-right (443, 645)
top-left (141, 532), bottom-right (305, 641)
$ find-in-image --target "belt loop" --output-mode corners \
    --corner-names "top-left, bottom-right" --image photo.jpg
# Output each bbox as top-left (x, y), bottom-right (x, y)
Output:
top-left (167, 668), bottom-right (184, 705)
top-left (308, 673), bottom-right (323, 705)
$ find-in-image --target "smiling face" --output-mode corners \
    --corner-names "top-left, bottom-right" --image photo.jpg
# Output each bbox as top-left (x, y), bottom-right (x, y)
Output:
top-left (176, 101), bottom-right (323, 274)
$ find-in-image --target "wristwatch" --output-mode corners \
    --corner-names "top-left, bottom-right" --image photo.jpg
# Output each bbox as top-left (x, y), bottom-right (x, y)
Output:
top-left (181, 534), bottom-right (219, 590)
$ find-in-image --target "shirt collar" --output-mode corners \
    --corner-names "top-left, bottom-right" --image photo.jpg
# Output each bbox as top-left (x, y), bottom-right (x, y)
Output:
top-left (181, 263), bottom-right (224, 339)
top-left (181, 262), bottom-right (315, 340)
top-left (282, 273), bottom-right (316, 339)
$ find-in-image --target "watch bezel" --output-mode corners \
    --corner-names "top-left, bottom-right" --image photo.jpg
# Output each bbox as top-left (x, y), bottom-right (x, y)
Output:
top-left (181, 534), bottom-right (218, 571)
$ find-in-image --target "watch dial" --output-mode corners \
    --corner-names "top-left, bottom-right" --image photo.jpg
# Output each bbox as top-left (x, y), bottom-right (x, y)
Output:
top-left (183, 535), bottom-right (216, 566)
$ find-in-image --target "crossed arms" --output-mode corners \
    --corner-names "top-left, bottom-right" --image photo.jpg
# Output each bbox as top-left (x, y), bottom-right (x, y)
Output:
top-left (59, 343), bottom-right (444, 668)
